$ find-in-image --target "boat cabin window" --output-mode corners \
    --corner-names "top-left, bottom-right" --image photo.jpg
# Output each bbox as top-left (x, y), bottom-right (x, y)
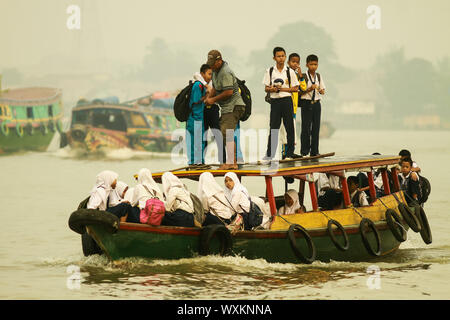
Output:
top-left (72, 109), bottom-right (90, 125)
top-left (48, 105), bottom-right (53, 117)
top-left (26, 107), bottom-right (34, 119)
top-left (0, 107), bottom-right (3, 116)
top-left (129, 112), bottom-right (148, 128)
top-left (92, 108), bottom-right (127, 131)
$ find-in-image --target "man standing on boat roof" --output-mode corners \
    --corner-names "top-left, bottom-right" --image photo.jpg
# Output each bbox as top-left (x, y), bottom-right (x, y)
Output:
top-left (204, 50), bottom-right (245, 170)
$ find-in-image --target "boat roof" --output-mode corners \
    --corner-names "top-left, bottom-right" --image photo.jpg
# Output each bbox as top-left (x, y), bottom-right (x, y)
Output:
top-left (0, 87), bottom-right (61, 106)
top-left (152, 154), bottom-right (401, 182)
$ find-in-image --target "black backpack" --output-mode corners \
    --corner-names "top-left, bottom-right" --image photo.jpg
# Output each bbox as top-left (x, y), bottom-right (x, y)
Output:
top-left (418, 175), bottom-right (431, 204)
top-left (241, 200), bottom-right (264, 230)
top-left (173, 80), bottom-right (203, 122)
top-left (236, 78), bottom-right (252, 121)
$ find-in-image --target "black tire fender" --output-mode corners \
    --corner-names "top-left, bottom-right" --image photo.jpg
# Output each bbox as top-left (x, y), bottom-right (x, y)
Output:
top-left (199, 224), bottom-right (233, 256)
top-left (68, 208), bottom-right (119, 235)
top-left (359, 218), bottom-right (382, 256)
top-left (81, 232), bottom-right (103, 256)
top-left (417, 206), bottom-right (432, 245)
top-left (398, 203), bottom-right (421, 232)
top-left (327, 219), bottom-right (350, 251)
top-left (385, 209), bottom-right (407, 242)
top-left (287, 224), bottom-right (316, 264)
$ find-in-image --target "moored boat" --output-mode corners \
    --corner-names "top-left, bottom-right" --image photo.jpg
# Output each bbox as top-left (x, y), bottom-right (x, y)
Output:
top-left (0, 86), bottom-right (63, 153)
top-left (61, 92), bottom-right (181, 154)
top-left (68, 154), bottom-right (432, 263)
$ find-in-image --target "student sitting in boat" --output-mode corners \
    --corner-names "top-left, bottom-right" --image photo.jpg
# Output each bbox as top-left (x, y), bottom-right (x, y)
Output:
top-left (316, 173), bottom-right (343, 210)
top-left (108, 181), bottom-right (129, 207)
top-left (399, 149), bottom-right (421, 173)
top-left (131, 168), bottom-right (164, 209)
top-left (398, 157), bottom-right (420, 205)
top-left (87, 170), bottom-right (137, 223)
top-left (160, 172), bottom-right (195, 227)
top-left (347, 176), bottom-right (369, 207)
top-left (198, 172), bottom-right (240, 229)
top-left (278, 189), bottom-right (305, 215)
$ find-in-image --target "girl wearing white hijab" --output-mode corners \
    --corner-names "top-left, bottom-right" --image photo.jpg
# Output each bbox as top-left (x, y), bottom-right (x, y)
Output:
top-left (87, 170), bottom-right (137, 223)
top-left (278, 189), bottom-right (303, 215)
top-left (87, 170), bottom-right (119, 211)
top-left (224, 172), bottom-right (250, 214)
top-left (198, 172), bottom-right (236, 227)
top-left (108, 181), bottom-right (129, 207)
top-left (160, 172), bottom-right (195, 227)
top-left (131, 168), bottom-right (164, 210)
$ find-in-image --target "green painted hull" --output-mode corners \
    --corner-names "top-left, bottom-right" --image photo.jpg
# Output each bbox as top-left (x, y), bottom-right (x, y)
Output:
top-left (0, 130), bottom-right (56, 153)
top-left (88, 221), bottom-right (402, 263)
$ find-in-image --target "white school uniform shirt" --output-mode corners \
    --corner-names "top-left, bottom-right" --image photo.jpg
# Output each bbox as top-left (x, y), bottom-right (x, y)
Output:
top-left (316, 173), bottom-right (341, 197)
top-left (162, 172), bottom-right (194, 213)
top-left (351, 190), bottom-right (369, 207)
top-left (300, 72), bottom-right (326, 101)
top-left (277, 189), bottom-right (301, 215)
top-left (198, 172), bottom-right (234, 220)
top-left (109, 181), bottom-right (128, 207)
top-left (262, 65), bottom-right (300, 99)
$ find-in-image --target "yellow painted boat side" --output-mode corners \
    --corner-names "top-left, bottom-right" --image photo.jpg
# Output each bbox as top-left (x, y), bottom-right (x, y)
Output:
top-left (270, 192), bottom-right (405, 231)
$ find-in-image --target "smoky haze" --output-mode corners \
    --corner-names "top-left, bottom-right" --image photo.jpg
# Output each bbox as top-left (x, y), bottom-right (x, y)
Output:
top-left (1, 0), bottom-right (449, 130)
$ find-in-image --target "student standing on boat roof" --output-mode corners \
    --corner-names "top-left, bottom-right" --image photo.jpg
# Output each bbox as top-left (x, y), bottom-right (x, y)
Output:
top-left (299, 54), bottom-right (326, 157)
top-left (280, 53), bottom-right (307, 159)
top-left (347, 176), bottom-right (369, 207)
top-left (204, 50), bottom-right (245, 170)
top-left (160, 172), bottom-right (195, 227)
top-left (186, 64), bottom-right (212, 165)
top-left (263, 47), bottom-right (301, 160)
top-left (278, 189), bottom-right (305, 215)
top-left (198, 172), bottom-right (236, 227)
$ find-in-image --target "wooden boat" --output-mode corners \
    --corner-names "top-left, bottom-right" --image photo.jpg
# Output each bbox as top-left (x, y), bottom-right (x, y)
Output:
top-left (61, 92), bottom-right (180, 153)
top-left (0, 86), bottom-right (63, 153)
top-left (68, 154), bottom-right (432, 263)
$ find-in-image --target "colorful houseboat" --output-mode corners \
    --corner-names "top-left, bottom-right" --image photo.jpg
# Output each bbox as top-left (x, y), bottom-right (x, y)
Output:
top-left (0, 87), bottom-right (63, 153)
top-left (61, 92), bottom-right (181, 153)
top-left (68, 154), bottom-right (432, 263)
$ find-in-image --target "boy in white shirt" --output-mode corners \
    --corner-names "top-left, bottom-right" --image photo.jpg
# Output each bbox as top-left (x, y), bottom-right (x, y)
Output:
top-left (262, 47), bottom-right (300, 160)
top-left (299, 54), bottom-right (326, 157)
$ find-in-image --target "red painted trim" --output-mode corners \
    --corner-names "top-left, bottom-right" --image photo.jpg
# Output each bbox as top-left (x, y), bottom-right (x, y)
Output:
top-left (367, 171), bottom-right (377, 203)
top-left (265, 176), bottom-right (277, 216)
top-left (119, 223), bottom-right (201, 236)
top-left (299, 179), bottom-right (305, 206)
top-left (391, 167), bottom-right (400, 192)
top-left (381, 169), bottom-right (391, 195)
top-left (308, 181), bottom-right (318, 211)
top-left (341, 176), bottom-right (351, 207)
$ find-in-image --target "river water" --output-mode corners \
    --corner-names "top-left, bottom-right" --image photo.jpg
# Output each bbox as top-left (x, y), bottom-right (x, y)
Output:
top-left (1, 129), bottom-right (449, 300)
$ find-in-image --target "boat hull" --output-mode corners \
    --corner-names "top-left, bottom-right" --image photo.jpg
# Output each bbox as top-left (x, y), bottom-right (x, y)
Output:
top-left (0, 129), bottom-right (56, 153)
top-left (86, 219), bottom-right (401, 263)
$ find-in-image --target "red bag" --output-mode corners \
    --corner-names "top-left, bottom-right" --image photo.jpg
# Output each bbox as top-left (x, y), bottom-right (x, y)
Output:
top-left (140, 198), bottom-right (166, 225)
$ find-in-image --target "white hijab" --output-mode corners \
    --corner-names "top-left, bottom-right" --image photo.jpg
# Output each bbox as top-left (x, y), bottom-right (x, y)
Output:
top-left (198, 172), bottom-right (228, 209)
top-left (109, 181), bottom-right (128, 207)
top-left (193, 72), bottom-right (209, 85)
top-left (280, 189), bottom-right (301, 215)
top-left (224, 172), bottom-right (250, 213)
top-left (131, 168), bottom-right (163, 208)
top-left (162, 172), bottom-right (194, 212)
top-left (89, 170), bottom-right (118, 210)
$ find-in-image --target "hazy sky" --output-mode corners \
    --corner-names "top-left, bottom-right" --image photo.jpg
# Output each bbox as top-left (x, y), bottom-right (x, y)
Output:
top-left (1, 0), bottom-right (450, 74)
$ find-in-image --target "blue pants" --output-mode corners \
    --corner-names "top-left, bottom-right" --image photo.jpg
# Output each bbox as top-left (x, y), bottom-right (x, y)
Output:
top-left (186, 114), bottom-right (205, 164)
